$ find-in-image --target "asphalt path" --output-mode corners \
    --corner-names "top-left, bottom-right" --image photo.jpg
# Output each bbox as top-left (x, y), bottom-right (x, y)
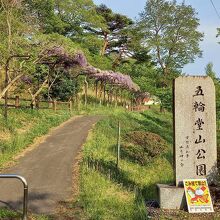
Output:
top-left (0, 115), bottom-right (101, 214)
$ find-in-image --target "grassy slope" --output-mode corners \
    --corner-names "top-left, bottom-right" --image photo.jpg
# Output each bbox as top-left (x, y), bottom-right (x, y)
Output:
top-left (78, 107), bottom-right (174, 220)
top-left (1, 105), bottom-right (218, 219)
top-left (0, 108), bottom-right (74, 169)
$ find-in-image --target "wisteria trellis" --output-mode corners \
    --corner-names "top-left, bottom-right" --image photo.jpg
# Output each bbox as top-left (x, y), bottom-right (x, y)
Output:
top-left (39, 46), bottom-right (140, 92)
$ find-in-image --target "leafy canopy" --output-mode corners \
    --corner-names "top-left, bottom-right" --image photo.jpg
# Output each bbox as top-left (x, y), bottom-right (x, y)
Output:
top-left (138, 0), bottom-right (204, 76)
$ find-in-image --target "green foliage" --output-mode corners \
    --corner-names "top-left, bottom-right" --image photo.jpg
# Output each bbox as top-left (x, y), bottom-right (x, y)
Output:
top-left (205, 63), bottom-right (220, 123)
top-left (138, 0), bottom-right (204, 76)
top-left (46, 71), bottom-right (79, 101)
top-left (122, 131), bottom-right (168, 165)
top-left (78, 34), bottom-right (103, 55)
top-left (87, 53), bottom-right (113, 70)
top-left (205, 62), bottom-right (216, 79)
top-left (94, 4), bottom-right (146, 69)
top-left (117, 62), bottom-right (158, 94)
top-left (155, 87), bottom-right (173, 112)
top-left (0, 208), bottom-right (20, 219)
top-left (0, 0), bottom-right (33, 63)
top-left (25, 0), bottom-right (105, 36)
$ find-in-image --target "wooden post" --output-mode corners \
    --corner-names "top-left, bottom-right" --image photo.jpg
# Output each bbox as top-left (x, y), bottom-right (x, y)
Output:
top-left (36, 96), bottom-right (40, 109)
top-left (76, 94), bottom-right (79, 111)
top-left (116, 121), bottom-right (121, 168)
top-left (130, 98), bottom-right (133, 111)
top-left (84, 76), bottom-right (88, 107)
top-left (107, 89), bottom-right (110, 106)
top-left (103, 83), bottom-right (106, 104)
top-left (15, 96), bottom-right (20, 108)
top-left (99, 81), bottom-right (104, 105)
top-left (109, 90), bottom-right (112, 105)
top-left (95, 81), bottom-right (98, 100)
top-left (4, 59), bottom-right (10, 120)
top-left (115, 90), bottom-right (118, 108)
top-left (69, 100), bottom-right (72, 112)
top-left (53, 100), bottom-right (57, 111)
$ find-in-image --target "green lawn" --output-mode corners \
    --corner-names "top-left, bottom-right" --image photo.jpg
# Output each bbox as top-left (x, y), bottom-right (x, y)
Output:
top-left (78, 107), bottom-right (174, 220)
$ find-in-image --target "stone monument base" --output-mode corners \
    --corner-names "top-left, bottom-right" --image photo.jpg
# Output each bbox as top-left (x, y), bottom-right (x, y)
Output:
top-left (157, 184), bottom-right (187, 210)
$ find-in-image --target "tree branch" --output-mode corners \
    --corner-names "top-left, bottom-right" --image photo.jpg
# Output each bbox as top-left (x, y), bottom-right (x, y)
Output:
top-left (0, 73), bottom-right (24, 100)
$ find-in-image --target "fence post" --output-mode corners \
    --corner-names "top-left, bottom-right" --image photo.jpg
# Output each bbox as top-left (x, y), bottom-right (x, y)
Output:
top-left (116, 120), bottom-right (121, 168)
top-left (69, 100), bottom-right (72, 112)
top-left (15, 96), bottom-right (20, 108)
top-left (36, 97), bottom-right (40, 109)
top-left (52, 100), bottom-right (57, 111)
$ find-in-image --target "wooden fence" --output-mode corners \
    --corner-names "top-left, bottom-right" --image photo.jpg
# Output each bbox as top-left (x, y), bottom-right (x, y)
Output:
top-left (1, 96), bottom-right (73, 112)
top-left (1, 95), bottom-right (152, 113)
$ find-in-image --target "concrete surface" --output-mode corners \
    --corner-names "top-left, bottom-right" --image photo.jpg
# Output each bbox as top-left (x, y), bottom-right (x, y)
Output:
top-left (157, 184), bottom-right (186, 210)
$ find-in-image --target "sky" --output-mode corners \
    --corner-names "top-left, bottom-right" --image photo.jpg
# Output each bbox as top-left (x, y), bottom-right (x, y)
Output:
top-left (93, 0), bottom-right (220, 77)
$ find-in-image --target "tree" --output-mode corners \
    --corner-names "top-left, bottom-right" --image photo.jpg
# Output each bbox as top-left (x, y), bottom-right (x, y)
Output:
top-left (95, 4), bottom-right (133, 56)
top-left (43, 70), bottom-right (79, 101)
top-left (93, 4), bottom-right (145, 69)
top-left (138, 0), bottom-right (203, 81)
top-left (0, 0), bottom-right (33, 61)
top-left (205, 62), bottom-right (216, 79)
top-left (0, 0), bottom-right (34, 118)
top-left (25, 0), bottom-right (105, 36)
top-left (205, 63), bottom-right (220, 128)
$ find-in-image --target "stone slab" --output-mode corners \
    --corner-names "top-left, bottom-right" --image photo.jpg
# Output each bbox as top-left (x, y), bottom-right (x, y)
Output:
top-left (157, 184), bottom-right (186, 210)
top-left (174, 76), bottom-right (217, 187)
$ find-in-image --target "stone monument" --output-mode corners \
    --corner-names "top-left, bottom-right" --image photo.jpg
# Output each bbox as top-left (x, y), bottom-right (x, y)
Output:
top-left (157, 76), bottom-right (217, 209)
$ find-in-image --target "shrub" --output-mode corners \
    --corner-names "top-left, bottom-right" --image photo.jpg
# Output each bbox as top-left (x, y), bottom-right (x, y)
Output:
top-left (121, 131), bottom-right (168, 165)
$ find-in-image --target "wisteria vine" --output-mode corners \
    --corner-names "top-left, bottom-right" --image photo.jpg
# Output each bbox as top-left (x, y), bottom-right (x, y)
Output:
top-left (84, 67), bottom-right (140, 92)
top-left (38, 46), bottom-right (140, 92)
top-left (29, 46), bottom-right (149, 97)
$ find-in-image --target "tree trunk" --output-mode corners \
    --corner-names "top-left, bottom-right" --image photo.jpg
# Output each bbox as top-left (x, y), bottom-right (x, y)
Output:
top-left (28, 78), bottom-right (48, 108)
top-left (84, 76), bottom-right (88, 106)
top-left (115, 90), bottom-right (118, 107)
top-left (0, 73), bottom-right (24, 101)
top-left (103, 83), bottom-right (106, 104)
top-left (95, 80), bottom-right (98, 102)
top-left (100, 32), bottom-right (108, 56)
top-left (99, 81), bottom-right (104, 105)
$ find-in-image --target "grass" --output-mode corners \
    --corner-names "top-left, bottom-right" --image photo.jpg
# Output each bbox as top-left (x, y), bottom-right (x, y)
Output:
top-left (0, 104), bottom-right (133, 219)
top-left (2, 104), bottom-right (218, 219)
top-left (0, 107), bottom-right (76, 219)
top-left (78, 107), bottom-right (174, 220)
top-left (0, 108), bottom-right (74, 169)
top-left (0, 208), bottom-right (20, 219)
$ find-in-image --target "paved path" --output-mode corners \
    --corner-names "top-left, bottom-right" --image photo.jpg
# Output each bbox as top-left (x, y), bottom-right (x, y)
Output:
top-left (0, 115), bottom-right (101, 214)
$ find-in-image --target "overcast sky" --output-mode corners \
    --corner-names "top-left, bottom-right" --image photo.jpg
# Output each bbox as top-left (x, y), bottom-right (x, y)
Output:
top-left (93, 0), bottom-right (220, 77)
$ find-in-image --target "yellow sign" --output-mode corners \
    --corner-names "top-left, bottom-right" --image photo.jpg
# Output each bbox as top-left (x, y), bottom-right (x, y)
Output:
top-left (183, 179), bottom-right (214, 213)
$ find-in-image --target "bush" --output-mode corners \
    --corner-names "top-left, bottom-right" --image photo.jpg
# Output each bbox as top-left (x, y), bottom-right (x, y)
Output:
top-left (121, 131), bottom-right (168, 165)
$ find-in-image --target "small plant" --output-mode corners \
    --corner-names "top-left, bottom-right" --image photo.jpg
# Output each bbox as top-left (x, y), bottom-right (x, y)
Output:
top-left (0, 208), bottom-right (20, 219)
top-left (121, 131), bottom-right (168, 165)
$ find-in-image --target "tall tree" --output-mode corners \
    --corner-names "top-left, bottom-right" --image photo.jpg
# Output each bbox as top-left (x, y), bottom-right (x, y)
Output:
top-left (0, 0), bottom-right (33, 118)
top-left (96, 4), bottom-right (133, 55)
top-left (25, 0), bottom-right (104, 36)
top-left (93, 4), bottom-right (145, 69)
top-left (138, 0), bottom-right (203, 81)
top-left (0, 0), bottom-right (31, 61)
